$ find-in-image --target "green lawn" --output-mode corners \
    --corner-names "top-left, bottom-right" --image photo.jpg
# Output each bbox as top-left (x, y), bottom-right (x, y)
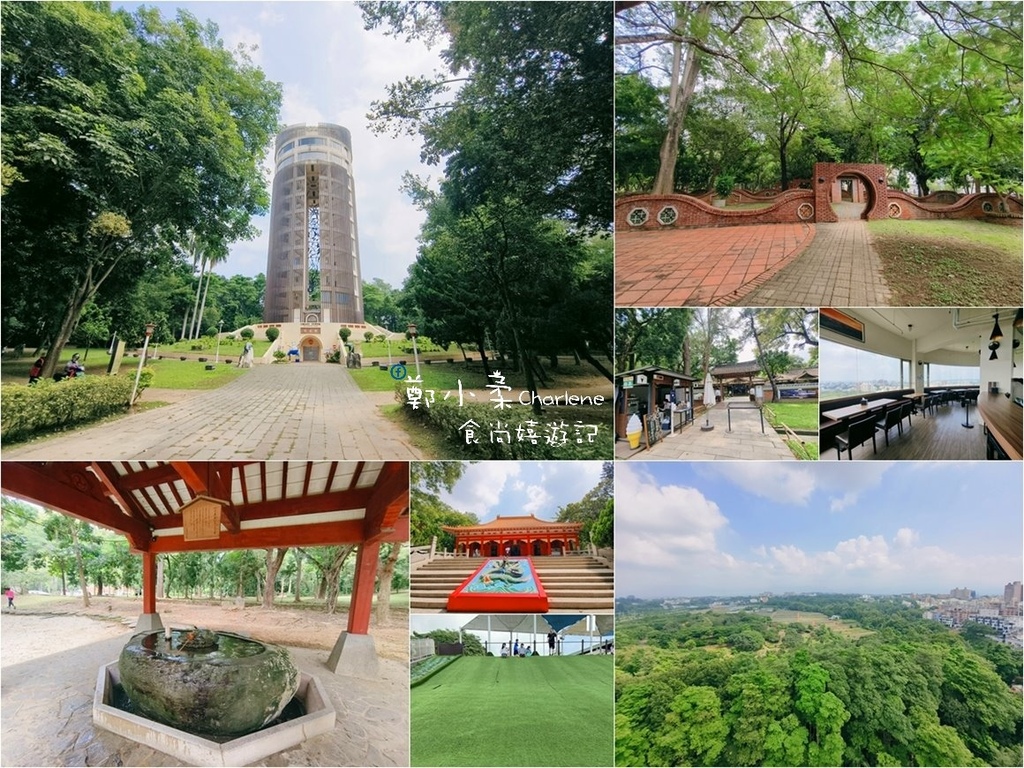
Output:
top-left (349, 360), bottom-right (613, 394)
top-left (141, 358), bottom-right (250, 390)
top-left (765, 402), bottom-right (818, 431)
top-left (157, 338), bottom-right (273, 356)
top-left (411, 655), bottom-right (613, 767)
top-left (867, 219), bottom-right (1023, 305)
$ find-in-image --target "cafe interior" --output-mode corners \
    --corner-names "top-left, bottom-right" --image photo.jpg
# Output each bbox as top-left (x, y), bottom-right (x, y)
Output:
top-left (819, 307), bottom-right (1022, 461)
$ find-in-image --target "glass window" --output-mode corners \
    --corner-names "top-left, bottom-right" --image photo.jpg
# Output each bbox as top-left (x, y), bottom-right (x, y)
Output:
top-left (298, 137), bottom-right (327, 146)
top-left (820, 338), bottom-right (906, 399)
top-left (926, 363), bottom-right (979, 387)
top-left (277, 141), bottom-right (294, 154)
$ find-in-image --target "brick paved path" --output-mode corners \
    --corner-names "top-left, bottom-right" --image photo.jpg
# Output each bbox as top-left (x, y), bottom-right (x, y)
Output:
top-left (2, 364), bottom-right (423, 460)
top-left (615, 223), bottom-right (815, 306)
top-left (743, 220), bottom-right (891, 306)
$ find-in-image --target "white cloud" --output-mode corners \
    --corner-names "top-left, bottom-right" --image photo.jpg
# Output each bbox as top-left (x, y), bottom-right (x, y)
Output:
top-left (707, 462), bottom-right (893, 512)
top-left (894, 527), bottom-right (919, 548)
top-left (522, 485), bottom-right (552, 515)
top-left (442, 463), bottom-right (522, 518)
top-left (707, 463), bottom-right (817, 505)
top-left (615, 465), bottom-right (728, 574)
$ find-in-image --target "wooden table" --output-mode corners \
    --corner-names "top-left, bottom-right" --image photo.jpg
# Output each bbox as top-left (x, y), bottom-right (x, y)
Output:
top-left (977, 394), bottom-right (1023, 460)
top-left (821, 398), bottom-right (897, 422)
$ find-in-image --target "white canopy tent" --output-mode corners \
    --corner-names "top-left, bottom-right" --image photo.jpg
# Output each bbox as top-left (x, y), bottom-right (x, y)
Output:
top-left (458, 614), bottom-right (608, 656)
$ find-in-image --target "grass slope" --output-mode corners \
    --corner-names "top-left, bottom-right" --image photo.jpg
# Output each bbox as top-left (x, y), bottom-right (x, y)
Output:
top-left (411, 655), bottom-right (613, 767)
top-left (868, 219), bottom-right (1023, 305)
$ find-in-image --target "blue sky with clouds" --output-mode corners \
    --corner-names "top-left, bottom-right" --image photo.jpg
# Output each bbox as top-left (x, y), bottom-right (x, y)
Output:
top-left (616, 462), bottom-right (1022, 599)
top-left (437, 461), bottom-right (605, 524)
top-left (116, 1), bottom-right (446, 288)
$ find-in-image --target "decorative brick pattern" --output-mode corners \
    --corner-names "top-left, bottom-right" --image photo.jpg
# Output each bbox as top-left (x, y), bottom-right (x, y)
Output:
top-left (888, 190), bottom-right (1023, 221)
top-left (615, 189), bottom-right (814, 230)
top-left (812, 163), bottom-right (889, 222)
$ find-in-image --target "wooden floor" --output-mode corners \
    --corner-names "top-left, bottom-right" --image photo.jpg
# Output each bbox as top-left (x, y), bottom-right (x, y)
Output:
top-left (822, 401), bottom-right (987, 461)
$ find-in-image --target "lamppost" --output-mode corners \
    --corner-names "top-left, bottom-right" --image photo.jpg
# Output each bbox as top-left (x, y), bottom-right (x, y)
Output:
top-left (408, 323), bottom-right (421, 377)
top-left (214, 319), bottom-right (225, 364)
top-left (130, 322), bottom-right (155, 405)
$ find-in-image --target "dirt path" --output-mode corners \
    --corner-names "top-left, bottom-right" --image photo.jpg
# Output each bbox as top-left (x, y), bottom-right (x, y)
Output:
top-left (0, 599), bottom-right (410, 767)
top-left (3, 595), bottom-right (409, 662)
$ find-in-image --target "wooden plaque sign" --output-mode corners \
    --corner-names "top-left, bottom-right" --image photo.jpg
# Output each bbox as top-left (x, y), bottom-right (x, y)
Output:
top-left (180, 496), bottom-right (223, 541)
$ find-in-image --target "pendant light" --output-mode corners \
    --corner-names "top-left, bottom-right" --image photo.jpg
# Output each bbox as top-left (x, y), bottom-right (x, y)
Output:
top-left (989, 313), bottom-right (1003, 342)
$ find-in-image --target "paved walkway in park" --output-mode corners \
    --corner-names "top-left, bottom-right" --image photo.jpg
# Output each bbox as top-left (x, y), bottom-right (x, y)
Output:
top-left (0, 612), bottom-right (408, 768)
top-left (743, 219), bottom-right (892, 306)
top-left (2, 364), bottom-right (423, 460)
top-left (616, 403), bottom-right (796, 460)
top-left (615, 223), bottom-right (815, 306)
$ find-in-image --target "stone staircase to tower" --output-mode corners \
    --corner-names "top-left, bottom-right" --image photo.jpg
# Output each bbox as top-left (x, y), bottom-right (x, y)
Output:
top-left (410, 555), bottom-right (614, 613)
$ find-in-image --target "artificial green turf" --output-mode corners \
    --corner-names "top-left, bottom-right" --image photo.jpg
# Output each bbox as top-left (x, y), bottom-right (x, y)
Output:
top-left (411, 655), bottom-right (614, 767)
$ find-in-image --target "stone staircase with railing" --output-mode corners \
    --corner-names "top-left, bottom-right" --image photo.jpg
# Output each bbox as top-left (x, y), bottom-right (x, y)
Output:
top-left (411, 555), bottom-right (614, 613)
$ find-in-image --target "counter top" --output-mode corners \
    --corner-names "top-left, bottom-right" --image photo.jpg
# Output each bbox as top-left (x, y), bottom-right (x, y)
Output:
top-left (977, 394), bottom-right (1023, 461)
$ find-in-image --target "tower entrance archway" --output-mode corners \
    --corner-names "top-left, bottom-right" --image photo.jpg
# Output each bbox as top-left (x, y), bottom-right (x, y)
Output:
top-left (813, 163), bottom-right (889, 223)
top-left (300, 336), bottom-right (322, 362)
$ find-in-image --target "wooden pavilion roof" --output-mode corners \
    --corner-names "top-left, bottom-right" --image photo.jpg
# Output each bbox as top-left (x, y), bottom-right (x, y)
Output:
top-left (442, 514), bottom-right (582, 535)
top-left (1, 461), bottom-right (409, 553)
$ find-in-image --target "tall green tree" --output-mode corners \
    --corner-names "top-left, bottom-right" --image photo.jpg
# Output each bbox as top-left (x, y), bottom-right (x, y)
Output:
top-left (1, 3), bottom-right (281, 371)
top-left (362, 1), bottom-right (613, 230)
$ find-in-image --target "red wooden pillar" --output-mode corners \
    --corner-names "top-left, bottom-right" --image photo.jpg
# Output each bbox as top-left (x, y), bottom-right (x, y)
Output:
top-left (142, 551), bottom-right (157, 614)
top-left (347, 541), bottom-right (381, 635)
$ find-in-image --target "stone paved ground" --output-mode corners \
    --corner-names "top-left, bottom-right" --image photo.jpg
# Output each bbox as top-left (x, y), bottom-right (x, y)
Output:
top-left (615, 223), bottom-right (815, 306)
top-left (2, 363), bottom-right (423, 461)
top-left (616, 403), bottom-right (797, 460)
top-left (0, 611), bottom-right (409, 767)
top-left (743, 220), bottom-right (892, 306)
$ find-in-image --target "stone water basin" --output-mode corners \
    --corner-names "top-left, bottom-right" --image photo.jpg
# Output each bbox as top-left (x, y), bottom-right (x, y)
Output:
top-left (118, 629), bottom-right (299, 738)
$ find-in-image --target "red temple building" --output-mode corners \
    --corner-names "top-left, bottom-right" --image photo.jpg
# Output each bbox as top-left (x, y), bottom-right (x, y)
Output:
top-left (444, 515), bottom-right (583, 557)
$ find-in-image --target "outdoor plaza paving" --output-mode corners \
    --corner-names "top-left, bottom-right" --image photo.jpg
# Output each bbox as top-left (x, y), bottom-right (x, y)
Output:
top-left (2, 363), bottom-right (423, 461)
top-left (616, 212), bottom-right (892, 307)
top-left (616, 402), bottom-right (798, 461)
top-left (0, 613), bottom-right (409, 767)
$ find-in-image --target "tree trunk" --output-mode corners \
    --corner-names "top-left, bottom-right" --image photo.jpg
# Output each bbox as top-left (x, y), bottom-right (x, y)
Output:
top-left (576, 343), bottom-right (613, 381)
top-left (779, 119), bottom-right (789, 192)
top-left (189, 255), bottom-right (208, 339)
top-left (262, 547), bottom-right (288, 609)
top-left (375, 544), bottom-right (401, 625)
top-left (71, 525), bottom-right (90, 608)
top-left (193, 266), bottom-right (212, 339)
top-left (293, 551), bottom-right (303, 602)
top-left (156, 555), bottom-right (165, 599)
top-left (747, 312), bottom-right (780, 402)
top-left (652, 6), bottom-right (706, 195)
top-left (324, 546), bottom-right (355, 615)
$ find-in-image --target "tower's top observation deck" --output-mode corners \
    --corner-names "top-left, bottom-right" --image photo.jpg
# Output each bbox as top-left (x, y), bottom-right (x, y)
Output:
top-left (274, 123), bottom-right (353, 173)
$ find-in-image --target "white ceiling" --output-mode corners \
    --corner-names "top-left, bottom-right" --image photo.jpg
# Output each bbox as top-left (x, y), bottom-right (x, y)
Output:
top-left (841, 308), bottom-right (1019, 354)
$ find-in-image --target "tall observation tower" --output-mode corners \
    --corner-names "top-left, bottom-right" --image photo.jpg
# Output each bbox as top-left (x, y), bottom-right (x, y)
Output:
top-left (263, 124), bottom-right (364, 324)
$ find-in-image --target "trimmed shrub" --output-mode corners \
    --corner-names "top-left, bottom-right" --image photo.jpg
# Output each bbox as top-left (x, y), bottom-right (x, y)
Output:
top-left (339, 327), bottom-right (352, 342)
top-left (265, 327), bottom-right (280, 342)
top-left (715, 174), bottom-right (736, 199)
top-left (240, 327), bottom-right (255, 340)
top-left (363, 331), bottom-right (374, 343)
top-left (272, 350), bottom-right (286, 362)
top-left (2, 371), bottom-right (153, 443)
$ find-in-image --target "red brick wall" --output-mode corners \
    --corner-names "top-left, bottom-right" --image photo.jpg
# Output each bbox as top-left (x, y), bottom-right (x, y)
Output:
top-left (616, 189), bottom-right (815, 230)
top-left (888, 190), bottom-right (1024, 221)
top-left (812, 163), bottom-right (889, 222)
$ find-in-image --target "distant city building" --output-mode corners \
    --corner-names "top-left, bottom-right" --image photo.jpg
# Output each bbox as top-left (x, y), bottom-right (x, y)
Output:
top-left (1003, 580), bottom-right (1022, 608)
top-left (264, 123), bottom-right (364, 324)
top-left (950, 587), bottom-right (974, 600)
